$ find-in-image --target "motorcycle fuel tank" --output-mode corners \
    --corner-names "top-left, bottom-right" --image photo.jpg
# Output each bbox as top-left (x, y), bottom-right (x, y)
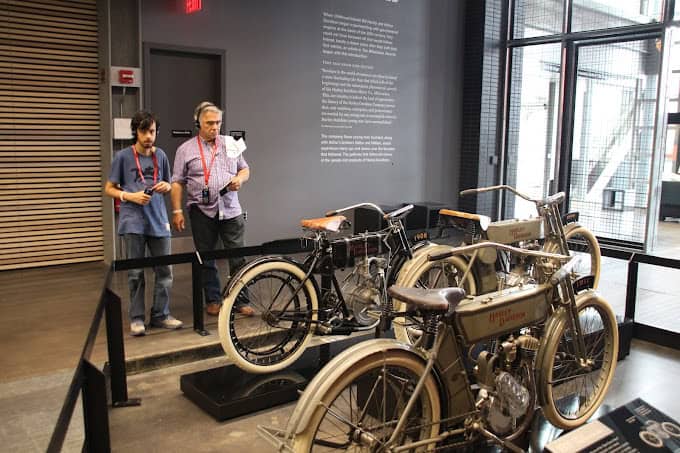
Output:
top-left (455, 283), bottom-right (550, 343)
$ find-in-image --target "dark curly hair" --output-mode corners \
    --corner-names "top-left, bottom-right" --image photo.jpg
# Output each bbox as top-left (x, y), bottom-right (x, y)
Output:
top-left (130, 110), bottom-right (160, 141)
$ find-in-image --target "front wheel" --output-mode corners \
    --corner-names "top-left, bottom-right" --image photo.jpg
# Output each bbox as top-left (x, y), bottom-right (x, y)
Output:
top-left (292, 351), bottom-right (441, 452)
top-left (537, 292), bottom-right (618, 429)
top-left (218, 260), bottom-right (318, 374)
top-left (563, 224), bottom-right (601, 289)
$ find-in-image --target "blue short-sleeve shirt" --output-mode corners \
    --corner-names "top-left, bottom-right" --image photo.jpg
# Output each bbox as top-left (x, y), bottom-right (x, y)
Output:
top-left (109, 147), bottom-right (172, 237)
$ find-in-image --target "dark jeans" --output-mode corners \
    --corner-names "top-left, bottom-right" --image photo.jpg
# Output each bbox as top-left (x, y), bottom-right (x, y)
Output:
top-left (123, 234), bottom-right (172, 322)
top-left (189, 206), bottom-right (246, 304)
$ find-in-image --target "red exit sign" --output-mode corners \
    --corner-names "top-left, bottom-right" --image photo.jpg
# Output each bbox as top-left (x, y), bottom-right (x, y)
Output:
top-left (185, 0), bottom-right (202, 14)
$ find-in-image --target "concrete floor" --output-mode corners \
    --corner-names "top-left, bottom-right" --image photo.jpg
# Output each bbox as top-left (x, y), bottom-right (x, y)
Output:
top-left (1, 223), bottom-right (680, 452)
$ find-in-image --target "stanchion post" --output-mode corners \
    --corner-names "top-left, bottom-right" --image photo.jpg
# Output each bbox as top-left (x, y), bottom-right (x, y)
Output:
top-left (625, 259), bottom-right (638, 320)
top-left (104, 289), bottom-right (141, 407)
top-left (193, 251), bottom-right (208, 335)
top-left (81, 359), bottom-right (111, 453)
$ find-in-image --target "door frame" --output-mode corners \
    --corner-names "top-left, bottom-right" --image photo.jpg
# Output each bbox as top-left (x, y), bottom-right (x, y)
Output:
top-left (142, 42), bottom-right (226, 115)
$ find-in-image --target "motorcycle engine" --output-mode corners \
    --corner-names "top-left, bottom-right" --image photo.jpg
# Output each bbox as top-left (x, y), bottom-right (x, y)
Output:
top-left (487, 371), bottom-right (531, 435)
top-left (343, 257), bottom-right (387, 326)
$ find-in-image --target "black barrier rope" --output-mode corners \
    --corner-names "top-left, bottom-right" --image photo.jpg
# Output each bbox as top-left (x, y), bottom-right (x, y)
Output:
top-left (111, 237), bottom-right (314, 336)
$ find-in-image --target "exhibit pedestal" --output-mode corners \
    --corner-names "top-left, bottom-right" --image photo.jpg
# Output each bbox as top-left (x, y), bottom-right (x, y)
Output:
top-left (180, 335), bottom-right (368, 421)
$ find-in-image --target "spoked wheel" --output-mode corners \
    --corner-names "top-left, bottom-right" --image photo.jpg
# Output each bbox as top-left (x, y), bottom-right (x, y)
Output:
top-left (564, 224), bottom-right (601, 289)
top-left (293, 351), bottom-right (441, 452)
top-left (218, 260), bottom-right (318, 374)
top-left (537, 293), bottom-right (618, 429)
top-left (393, 254), bottom-right (475, 346)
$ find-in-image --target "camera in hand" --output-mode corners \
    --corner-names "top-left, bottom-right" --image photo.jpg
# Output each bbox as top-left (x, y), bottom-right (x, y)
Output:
top-left (144, 187), bottom-right (154, 196)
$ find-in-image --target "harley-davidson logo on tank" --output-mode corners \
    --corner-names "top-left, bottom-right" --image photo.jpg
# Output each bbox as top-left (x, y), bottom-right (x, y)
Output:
top-left (487, 218), bottom-right (544, 244)
top-left (455, 284), bottom-right (550, 343)
top-left (488, 307), bottom-right (527, 328)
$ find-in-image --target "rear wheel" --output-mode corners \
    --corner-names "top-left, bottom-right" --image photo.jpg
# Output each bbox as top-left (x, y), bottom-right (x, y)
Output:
top-left (537, 293), bottom-right (617, 429)
top-left (292, 351), bottom-right (441, 452)
top-left (394, 254), bottom-right (475, 346)
top-left (218, 260), bottom-right (318, 374)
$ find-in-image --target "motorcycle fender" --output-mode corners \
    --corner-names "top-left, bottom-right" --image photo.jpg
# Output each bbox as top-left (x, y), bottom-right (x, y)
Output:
top-left (286, 339), bottom-right (431, 436)
top-left (393, 241), bottom-right (440, 283)
top-left (544, 222), bottom-right (581, 255)
top-left (222, 255), bottom-right (312, 297)
top-left (534, 289), bottom-right (604, 408)
top-left (396, 243), bottom-right (460, 287)
top-left (385, 240), bottom-right (433, 285)
top-left (535, 304), bottom-right (568, 408)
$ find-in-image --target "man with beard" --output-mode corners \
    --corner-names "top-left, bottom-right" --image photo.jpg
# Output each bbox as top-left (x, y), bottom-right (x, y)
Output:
top-left (104, 110), bottom-right (183, 336)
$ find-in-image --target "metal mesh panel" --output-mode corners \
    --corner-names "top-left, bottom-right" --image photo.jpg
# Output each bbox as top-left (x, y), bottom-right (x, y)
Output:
top-left (512, 0), bottom-right (563, 39)
top-left (572, 0), bottom-right (662, 32)
top-left (569, 39), bottom-right (660, 244)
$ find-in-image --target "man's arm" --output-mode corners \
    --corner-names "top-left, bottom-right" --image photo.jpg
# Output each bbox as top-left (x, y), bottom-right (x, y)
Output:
top-left (227, 167), bottom-right (250, 191)
top-left (171, 182), bottom-right (185, 231)
top-left (104, 180), bottom-right (151, 205)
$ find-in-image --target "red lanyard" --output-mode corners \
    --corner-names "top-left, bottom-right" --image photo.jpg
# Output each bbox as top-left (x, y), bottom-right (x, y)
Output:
top-left (132, 146), bottom-right (158, 186)
top-left (197, 136), bottom-right (218, 187)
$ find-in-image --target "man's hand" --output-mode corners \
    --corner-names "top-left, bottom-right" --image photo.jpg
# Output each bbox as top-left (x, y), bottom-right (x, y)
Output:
top-left (152, 181), bottom-right (172, 193)
top-left (127, 191), bottom-right (152, 205)
top-left (227, 175), bottom-right (242, 192)
top-left (172, 212), bottom-right (185, 231)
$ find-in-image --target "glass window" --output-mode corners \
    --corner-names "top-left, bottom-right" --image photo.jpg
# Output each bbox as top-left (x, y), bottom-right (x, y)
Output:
top-left (572, 0), bottom-right (662, 32)
top-left (635, 264), bottom-right (680, 331)
top-left (505, 43), bottom-right (562, 219)
top-left (569, 39), bottom-right (660, 245)
top-left (512, 0), bottom-right (563, 39)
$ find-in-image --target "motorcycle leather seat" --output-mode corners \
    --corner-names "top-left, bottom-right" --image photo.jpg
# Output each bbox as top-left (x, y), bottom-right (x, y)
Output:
top-left (439, 209), bottom-right (491, 231)
top-left (300, 215), bottom-right (348, 232)
top-left (388, 286), bottom-right (466, 312)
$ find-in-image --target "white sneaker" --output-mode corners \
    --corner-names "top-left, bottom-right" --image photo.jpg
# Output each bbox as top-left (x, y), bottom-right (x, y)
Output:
top-left (130, 320), bottom-right (146, 336)
top-left (150, 315), bottom-right (183, 330)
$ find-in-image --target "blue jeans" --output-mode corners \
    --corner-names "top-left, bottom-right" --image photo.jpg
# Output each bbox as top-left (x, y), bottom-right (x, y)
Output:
top-left (124, 234), bottom-right (172, 322)
top-left (189, 206), bottom-right (246, 304)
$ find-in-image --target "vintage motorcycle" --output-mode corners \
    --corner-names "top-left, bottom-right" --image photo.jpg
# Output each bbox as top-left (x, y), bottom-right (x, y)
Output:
top-left (259, 242), bottom-right (618, 452)
top-left (218, 202), bottom-right (435, 374)
top-left (392, 185), bottom-right (601, 346)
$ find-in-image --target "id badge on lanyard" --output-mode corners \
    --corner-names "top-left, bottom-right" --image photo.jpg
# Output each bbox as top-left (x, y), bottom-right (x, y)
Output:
top-left (197, 137), bottom-right (217, 205)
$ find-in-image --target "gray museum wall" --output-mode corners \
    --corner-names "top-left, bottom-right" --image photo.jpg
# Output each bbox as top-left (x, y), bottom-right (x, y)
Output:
top-left (140, 0), bottom-right (464, 244)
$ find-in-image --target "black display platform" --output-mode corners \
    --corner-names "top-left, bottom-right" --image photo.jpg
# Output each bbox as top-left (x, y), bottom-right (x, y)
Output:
top-left (180, 335), bottom-right (369, 421)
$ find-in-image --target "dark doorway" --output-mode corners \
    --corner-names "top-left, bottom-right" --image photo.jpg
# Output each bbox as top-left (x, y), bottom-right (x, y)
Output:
top-left (144, 43), bottom-right (225, 237)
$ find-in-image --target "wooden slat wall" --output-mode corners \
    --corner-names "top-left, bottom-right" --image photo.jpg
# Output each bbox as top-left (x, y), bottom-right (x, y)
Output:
top-left (0, 0), bottom-right (103, 270)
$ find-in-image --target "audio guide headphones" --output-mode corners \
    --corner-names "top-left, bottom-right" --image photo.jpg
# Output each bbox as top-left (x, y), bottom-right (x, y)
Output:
top-left (130, 110), bottom-right (159, 142)
top-left (194, 101), bottom-right (221, 129)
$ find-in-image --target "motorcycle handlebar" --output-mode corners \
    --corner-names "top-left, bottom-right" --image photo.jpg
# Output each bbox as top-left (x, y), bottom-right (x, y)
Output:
top-left (325, 203), bottom-right (413, 222)
top-left (459, 185), bottom-right (533, 202)
top-left (325, 202), bottom-right (385, 217)
top-left (459, 185), bottom-right (566, 207)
